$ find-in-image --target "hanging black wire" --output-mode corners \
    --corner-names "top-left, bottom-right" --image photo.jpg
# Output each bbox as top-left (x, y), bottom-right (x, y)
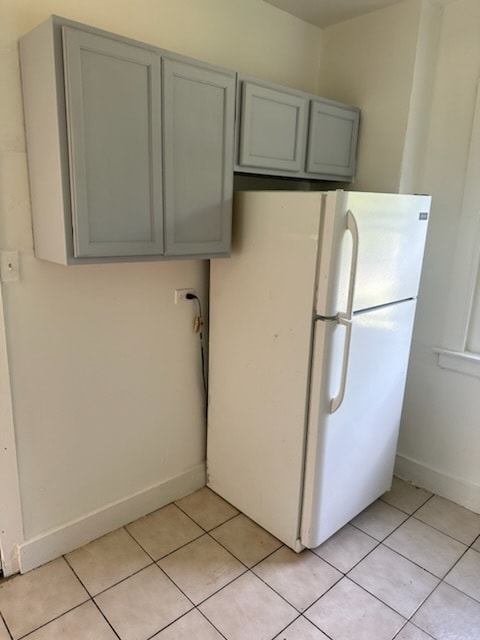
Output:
top-left (186, 293), bottom-right (208, 416)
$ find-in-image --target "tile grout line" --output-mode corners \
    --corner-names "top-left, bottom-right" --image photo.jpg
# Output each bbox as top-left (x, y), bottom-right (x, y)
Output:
top-left (297, 499), bottom-right (439, 634)
top-left (5, 485), bottom-right (479, 640)
top-left (147, 489), bottom-right (479, 638)
top-left (409, 513), bottom-right (479, 547)
top-left (397, 491), bottom-right (480, 546)
top-left (64, 545), bottom-right (203, 640)
top-left (64, 538), bottom-right (156, 597)
top-left (351, 493), bottom-right (479, 584)
top-left (62, 554), bottom-right (122, 640)
top-left (339, 503), bottom-right (444, 628)
top-left (123, 520), bottom-right (205, 564)
top-left (57, 500), bottom-right (255, 638)
top-left (392, 618), bottom-right (436, 640)
top-left (195, 607), bottom-right (229, 640)
top-left (15, 601), bottom-right (91, 640)
top-left (0, 611), bottom-right (13, 640)
top-left (274, 612), bottom-right (336, 640)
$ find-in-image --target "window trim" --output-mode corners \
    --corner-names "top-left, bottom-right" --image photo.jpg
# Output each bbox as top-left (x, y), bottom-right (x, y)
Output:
top-left (435, 78), bottom-right (480, 376)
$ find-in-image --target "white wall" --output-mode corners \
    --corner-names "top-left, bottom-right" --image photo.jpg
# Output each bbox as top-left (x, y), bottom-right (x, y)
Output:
top-left (317, 0), bottom-right (424, 193)
top-left (398, 0), bottom-right (480, 511)
top-left (319, 0), bottom-right (480, 512)
top-left (0, 0), bottom-right (323, 571)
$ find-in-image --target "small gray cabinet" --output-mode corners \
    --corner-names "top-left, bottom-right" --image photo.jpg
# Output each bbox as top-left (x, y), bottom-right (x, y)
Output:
top-left (237, 82), bottom-right (307, 173)
top-left (235, 76), bottom-right (359, 182)
top-left (163, 59), bottom-right (235, 256)
top-left (306, 100), bottom-right (359, 178)
top-left (20, 17), bottom-right (235, 264)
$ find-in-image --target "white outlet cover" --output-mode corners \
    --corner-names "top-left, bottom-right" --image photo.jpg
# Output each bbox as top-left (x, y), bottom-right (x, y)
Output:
top-left (0, 251), bottom-right (20, 283)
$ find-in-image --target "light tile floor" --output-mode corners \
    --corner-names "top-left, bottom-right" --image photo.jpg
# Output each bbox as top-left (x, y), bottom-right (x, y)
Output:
top-left (1, 477), bottom-right (480, 639)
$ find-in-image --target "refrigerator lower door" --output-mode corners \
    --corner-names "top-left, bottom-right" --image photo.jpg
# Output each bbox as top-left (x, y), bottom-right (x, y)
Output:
top-left (301, 299), bottom-right (417, 548)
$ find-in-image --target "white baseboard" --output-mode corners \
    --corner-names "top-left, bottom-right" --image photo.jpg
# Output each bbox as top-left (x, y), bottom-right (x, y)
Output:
top-left (395, 454), bottom-right (480, 514)
top-left (17, 463), bottom-right (206, 574)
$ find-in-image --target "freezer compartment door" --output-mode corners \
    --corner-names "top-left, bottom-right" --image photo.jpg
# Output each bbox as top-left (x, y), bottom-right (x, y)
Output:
top-left (316, 191), bottom-right (431, 317)
top-left (301, 299), bottom-right (417, 548)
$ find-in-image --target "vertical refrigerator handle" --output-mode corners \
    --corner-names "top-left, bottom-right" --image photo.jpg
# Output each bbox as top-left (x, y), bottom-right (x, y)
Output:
top-left (339, 210), bottom-right (359, 322)
top-left (330, 210), bottom-right (358, 413)
top-left (330, 316), bottom-right (352, 413)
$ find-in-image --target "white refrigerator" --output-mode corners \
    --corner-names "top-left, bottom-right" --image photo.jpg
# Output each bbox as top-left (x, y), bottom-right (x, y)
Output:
top-left (207, 189), bottom-right (431, 551)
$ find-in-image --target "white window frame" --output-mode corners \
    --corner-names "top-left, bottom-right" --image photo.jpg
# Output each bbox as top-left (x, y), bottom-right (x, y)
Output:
top-left (435, 79), bottom-right (480, 377)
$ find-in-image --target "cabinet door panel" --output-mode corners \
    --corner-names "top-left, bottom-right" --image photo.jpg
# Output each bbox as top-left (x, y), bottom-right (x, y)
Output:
top-left (62, 28), bottom-right (163, 257)
top-left (238, 82), bottom-right (306, 172)
top-left (306, 100), bottom-right (359, 178)
top-left (163, 59), bottom-right (235, 256)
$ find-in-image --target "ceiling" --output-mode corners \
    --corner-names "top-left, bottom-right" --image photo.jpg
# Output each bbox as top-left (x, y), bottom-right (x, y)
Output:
top-left (263, 0), bottom-right (407, 28)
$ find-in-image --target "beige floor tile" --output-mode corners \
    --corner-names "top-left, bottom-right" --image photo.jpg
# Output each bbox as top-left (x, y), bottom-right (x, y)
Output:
top-left (473, 535), bottom-right (480, 552)
top-left (66, 527), bottom-right (151, 595)
top-left (384, 517), bottom-right (467, 578)
top-left (210, 513), bottom-right (282, 567)
top-left (22, 601), bottom-right (117, 640)
top-left (348, 545), bottom-right (439, 617)
top-left (0, 557), bottom-right (89, 639)
top-left (158, 534), bottom-right (245, 604)
top-left (350, 500), bottom-right (408, 541)
top-left (312, 523), bottom-right (378, 573)
top-left (444, 548), bottom-right (480, 602)
top-left (151, 609), bottom-right (224, 639)
top-left (273, 615), bottom-right (330, 639)
top-left (305, 577), bottom-right (405, 640)
top-left (414, 495), bottom-right (480, 545)
top-left (253, 547), bottom-right (341, 611)
top-left (199, 571), bottom-right (297, 640)
top-left (95, 564), bottom-right (191, 640)
top-left (126, 503), bottom-right (203, 560)
top-left (394, 622), bottom-right (434, 639)
top-left (175, 487), bottom-right (238, 530)
top-left (381, 477), bottom-right (432, 514)
top-left (0, 618), bottom-right (10, 640)
top-left (412, 582), bottom-right (480, 639)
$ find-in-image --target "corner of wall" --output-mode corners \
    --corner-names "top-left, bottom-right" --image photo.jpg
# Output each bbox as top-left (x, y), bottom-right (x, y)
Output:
top-left (399, 0), bottom-right (444, 193)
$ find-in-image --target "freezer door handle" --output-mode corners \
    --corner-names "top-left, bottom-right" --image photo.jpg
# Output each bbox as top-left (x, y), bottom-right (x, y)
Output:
top-left (339, 210), bottom-right (359, 322)
top-left (330, 316), bottom-right (352, 413)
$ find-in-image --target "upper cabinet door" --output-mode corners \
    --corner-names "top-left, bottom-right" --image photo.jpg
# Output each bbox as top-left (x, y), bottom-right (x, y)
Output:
top-left (306, 100), bottom-right (359, 179)
top-left (238, 82), bottom-right (307, 172)
top-left (162, 58), bottom-right (235, 256)
top-left (62, 27), bottom-right (164, 258)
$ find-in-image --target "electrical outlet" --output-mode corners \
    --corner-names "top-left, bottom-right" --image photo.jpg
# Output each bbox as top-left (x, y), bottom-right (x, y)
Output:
top-left (174, 288), bottom-right (195, 304)
top-left (0, 251), bottom-right (20, 283)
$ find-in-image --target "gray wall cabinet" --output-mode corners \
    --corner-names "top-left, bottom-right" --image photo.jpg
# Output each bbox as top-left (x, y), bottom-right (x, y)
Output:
top-left (238, 82), bottom-right (307, 173)
top-left (163, 59), bottom-right (234, 257)
top-left (306, 100), bottom-right (359, 178)
top-left (63, 28), bottom-right (164, 259)
top-left (20, 17), bottom-right (235, 264)
top-left (235, 77), bottom-right (360, 182)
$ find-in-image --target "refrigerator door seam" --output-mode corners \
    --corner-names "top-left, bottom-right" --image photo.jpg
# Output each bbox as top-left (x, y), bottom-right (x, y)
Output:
top-left (353, 297), bottom-right (416, 315)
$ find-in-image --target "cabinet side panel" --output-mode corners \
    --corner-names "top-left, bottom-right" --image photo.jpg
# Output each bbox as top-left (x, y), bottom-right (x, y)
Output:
top-left (19, 20), bottom-right (70, 264)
